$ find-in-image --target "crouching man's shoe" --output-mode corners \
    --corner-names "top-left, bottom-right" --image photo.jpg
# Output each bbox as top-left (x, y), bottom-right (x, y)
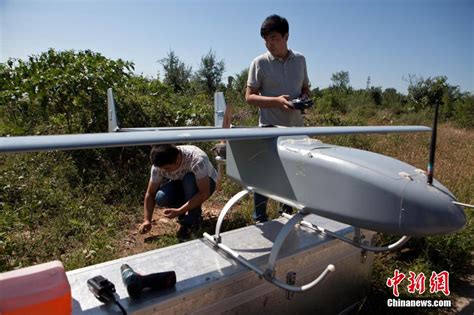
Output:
top-left (176, 225), bottom-right (192, 241)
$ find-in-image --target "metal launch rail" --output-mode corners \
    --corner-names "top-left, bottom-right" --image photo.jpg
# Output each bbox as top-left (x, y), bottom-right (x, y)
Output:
top-left (67, 215), bottom-right (375, 314)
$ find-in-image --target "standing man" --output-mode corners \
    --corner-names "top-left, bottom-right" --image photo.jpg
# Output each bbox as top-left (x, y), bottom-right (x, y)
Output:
top-left (246, 14), bottom-right (311, 223)
top-left (139, 144), bottom-right (217, 239)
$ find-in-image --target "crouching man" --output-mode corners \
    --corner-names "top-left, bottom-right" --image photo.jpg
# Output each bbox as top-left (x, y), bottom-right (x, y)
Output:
top-left (139, 144), bottom-right (217, 239)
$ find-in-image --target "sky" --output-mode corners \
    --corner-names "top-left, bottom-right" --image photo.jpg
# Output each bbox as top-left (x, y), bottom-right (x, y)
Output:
top-left (0, 0), bottom-right (473, 94)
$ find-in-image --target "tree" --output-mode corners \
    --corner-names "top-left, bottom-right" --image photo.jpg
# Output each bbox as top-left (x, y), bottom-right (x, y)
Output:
top-left (369, 87), bottom-right (383, 106)
top-left (195, 50), bottom-right (225, 95)
top-left (452, 92), bottom-right (474, 128)
top-left (232, 68), bottom-right (249, 96)
top-left (406, 75), bottom-right (458, 112)
top-left (330, 71), bottom-right (350, 92)
top-left (159, 50), bottom-right (192, 93)
top-left (382, 88), bottom-right (404, 107)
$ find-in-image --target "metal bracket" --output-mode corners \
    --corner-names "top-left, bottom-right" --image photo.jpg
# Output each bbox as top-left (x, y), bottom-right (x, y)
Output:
top-left (360, 249), bottom-right (368, 263)
top-left (353, 227), bottom-right (361, 243)
top-left (286, 272), bottom-right (296, 300)
top-left (212, 189), bottom-right (249, 244)
top-left (203, 191), bottom-right (335, 293)
top-left (281, 213), bottom-right (411, 253)
top-left (354, 228), bottom-right (368, 262)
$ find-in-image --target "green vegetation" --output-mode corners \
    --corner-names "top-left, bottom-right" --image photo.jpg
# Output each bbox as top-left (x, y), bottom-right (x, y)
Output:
top-left (0, 49), bottom-right (472, 312)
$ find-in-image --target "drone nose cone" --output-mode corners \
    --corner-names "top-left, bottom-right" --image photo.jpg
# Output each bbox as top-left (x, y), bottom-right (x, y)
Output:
top-left (449, 200), bottom-right (467, 229)
top-left (401, 181), bottom-right (467, 236)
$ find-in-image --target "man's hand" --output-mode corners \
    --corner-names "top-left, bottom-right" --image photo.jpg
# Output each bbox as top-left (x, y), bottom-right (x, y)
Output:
top-left (163, 208), bottom-right (181, 219)
top-left (274, 95), bottom-right (293, 111)
top-left (139, 220), bottom-right (152, 234)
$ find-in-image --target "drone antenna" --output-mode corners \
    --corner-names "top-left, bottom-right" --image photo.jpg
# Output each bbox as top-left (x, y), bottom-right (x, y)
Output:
top-left (427, 100), bottom-right (440, 185)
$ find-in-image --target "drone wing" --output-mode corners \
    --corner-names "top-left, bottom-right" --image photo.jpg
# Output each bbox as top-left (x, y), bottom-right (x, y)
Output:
top-left (1, 125), bottom-right (430, 154)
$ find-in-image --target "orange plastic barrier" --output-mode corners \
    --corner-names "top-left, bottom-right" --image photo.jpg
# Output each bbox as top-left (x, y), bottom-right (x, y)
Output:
top-left (0, 260), bottom-right (71, 315)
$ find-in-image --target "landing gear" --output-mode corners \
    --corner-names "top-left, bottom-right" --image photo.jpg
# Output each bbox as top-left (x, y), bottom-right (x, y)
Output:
top-left (203, 190), bottom-right (335, 293)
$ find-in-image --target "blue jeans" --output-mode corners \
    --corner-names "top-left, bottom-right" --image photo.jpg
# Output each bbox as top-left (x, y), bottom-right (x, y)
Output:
top-left (253, 193), bottom-right (293, 222)
top-left (155, 172), bottom-right (215, 227)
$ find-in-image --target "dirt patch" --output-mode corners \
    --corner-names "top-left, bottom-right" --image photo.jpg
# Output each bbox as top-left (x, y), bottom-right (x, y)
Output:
top-left (117, 200), bottom-right (224, 256)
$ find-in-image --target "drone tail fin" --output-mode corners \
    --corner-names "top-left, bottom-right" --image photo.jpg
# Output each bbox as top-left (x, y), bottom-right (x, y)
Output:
top-left (107, 88), bottom-right (120, 132)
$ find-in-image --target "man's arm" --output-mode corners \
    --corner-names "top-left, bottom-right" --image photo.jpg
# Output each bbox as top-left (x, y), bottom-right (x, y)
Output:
top-left (163, 176), bottom-right (211, 219)
top-left (301, 56), bottom-right (311, 99)
top-left (139, 180), bottom-right (160, 233)
top-left (245, 86), bottom-right (293, 111)
top-left (222, 101), bottom-right (233, 129)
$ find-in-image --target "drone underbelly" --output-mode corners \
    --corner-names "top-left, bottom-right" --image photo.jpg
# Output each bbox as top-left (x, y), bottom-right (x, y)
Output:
top-left (226, 137), bottom-right (465, 236)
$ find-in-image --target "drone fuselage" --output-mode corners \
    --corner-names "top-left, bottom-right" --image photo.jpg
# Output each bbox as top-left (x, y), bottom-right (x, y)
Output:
top-left (226, 136), bottom-right (466, 236)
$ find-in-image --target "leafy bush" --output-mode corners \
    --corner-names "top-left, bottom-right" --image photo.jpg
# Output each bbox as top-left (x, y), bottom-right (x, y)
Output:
top-left (0, 49), bottom-right (134, 135)
top-left (452, 94), bottom-right (474, 128)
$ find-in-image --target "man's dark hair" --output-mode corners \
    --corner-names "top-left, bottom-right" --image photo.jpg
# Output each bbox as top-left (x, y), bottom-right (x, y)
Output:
top-left (260, 14), bottom-right (289, 38)
top-left (150, 144), bottom-right (179, 167)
